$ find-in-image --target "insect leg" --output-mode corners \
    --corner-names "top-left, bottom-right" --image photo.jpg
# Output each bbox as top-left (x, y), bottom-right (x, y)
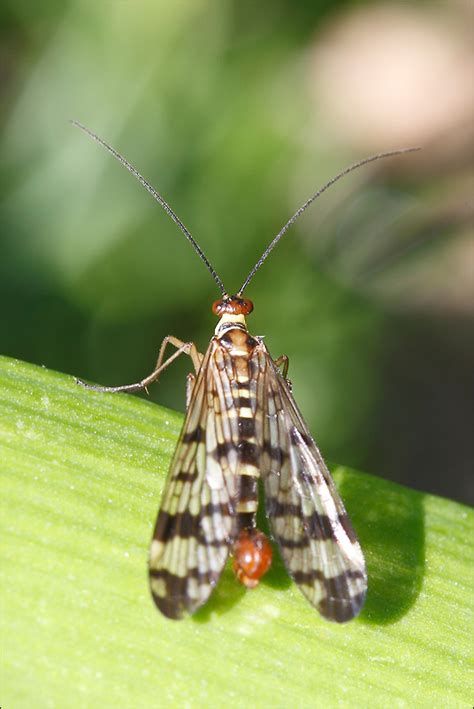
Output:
top-left (274, 354), bottom-right (289, 379)
top-left (75, 336), bottom-right (203, 393)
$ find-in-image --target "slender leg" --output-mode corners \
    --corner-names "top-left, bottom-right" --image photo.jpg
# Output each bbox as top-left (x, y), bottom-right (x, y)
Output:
top-left (75, 335), bottom-right (203, 393)
top-left (274, 354), bottom-right (292, 391)
top-left (274, 355), bottom-right (289, 379)
top-left (185, 373), bottom-right (196, 409)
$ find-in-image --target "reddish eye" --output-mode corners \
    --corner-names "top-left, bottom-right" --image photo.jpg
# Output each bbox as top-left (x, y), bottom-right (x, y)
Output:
top-left (232, 529), bottom-right (272, 588)
top-left (238, 298), bottom-right (254, 315)
top-left (212, 296), bottom-right (254, 316)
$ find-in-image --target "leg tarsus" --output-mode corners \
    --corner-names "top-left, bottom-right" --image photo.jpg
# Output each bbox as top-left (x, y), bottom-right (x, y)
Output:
top-left (75, 377), bottom-right (145, 394)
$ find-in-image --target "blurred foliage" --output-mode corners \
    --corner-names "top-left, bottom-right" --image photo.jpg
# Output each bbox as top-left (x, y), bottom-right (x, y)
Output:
top-left (0, 0), bottom-right (472, 503)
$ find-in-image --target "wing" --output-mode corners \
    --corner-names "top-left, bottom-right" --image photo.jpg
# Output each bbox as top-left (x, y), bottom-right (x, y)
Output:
top-left (149, 342), bottom-right (237, 619)
top-left (261, 354), bottom-right (367, 622)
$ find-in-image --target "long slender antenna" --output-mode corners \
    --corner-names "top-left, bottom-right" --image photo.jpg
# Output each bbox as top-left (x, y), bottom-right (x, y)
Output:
top-left (71, 120), bottom-right (227, 296)
top-left (238, 147), bottom-right (420, 295)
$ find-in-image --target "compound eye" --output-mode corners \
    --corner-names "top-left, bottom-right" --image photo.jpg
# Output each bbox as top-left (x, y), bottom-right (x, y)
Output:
top-left (239, 298), bottom-right (254, 315)
top-left (212, 299), bottom-right (226, 316)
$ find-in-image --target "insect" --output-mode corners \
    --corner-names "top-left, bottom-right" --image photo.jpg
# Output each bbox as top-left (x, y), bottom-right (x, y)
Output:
top-left (72, 121), bottom-right (417, 621)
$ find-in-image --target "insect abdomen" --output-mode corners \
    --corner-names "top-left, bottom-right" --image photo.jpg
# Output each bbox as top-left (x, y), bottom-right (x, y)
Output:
top-left (217, 327), bottom-right (262, 527)
top-left (215, 326), bottom-right (273, 588)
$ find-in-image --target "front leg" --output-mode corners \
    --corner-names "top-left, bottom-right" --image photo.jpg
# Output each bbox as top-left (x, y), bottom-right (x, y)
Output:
top-left (274, 354), bottom-right (292, 391)
top-left (75, 335), bottom-right (203, 394)
top-left (274, 354), bottom-right (289, 379)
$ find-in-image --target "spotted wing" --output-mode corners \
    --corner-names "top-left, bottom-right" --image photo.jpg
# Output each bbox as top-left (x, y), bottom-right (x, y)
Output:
top-left (149, 342), bottom-right (237, 619)
top-left (262, 356), bottom-right (367, 622)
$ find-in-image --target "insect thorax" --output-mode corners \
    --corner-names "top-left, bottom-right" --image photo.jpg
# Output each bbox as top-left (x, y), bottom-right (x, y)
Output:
top-left (217, 319), bottom-right (258, 348)
top-left (214, 312), bottom-right (247, 336)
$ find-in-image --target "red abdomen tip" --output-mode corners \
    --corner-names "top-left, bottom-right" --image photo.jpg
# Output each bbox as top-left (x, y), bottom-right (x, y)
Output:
top-left (232, 529), bottom-right (272, 588)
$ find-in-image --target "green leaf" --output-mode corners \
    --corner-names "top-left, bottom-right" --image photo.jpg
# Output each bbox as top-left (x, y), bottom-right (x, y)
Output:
top-left (0, 355), bottom-right (471, 707)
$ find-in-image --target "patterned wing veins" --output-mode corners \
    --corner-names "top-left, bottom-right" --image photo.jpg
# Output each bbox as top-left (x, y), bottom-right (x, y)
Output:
top-left (149, 343), bottom-right (236, 619)
top-left (261, 353), bottom-right (367, 622)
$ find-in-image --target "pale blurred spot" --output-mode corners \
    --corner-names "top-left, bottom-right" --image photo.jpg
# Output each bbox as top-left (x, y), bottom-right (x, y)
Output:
top-left (309, 4), bottom-right (474, 148)
top-left (371, 229), bottom-right (474, 316)
top-left (236, 624), bottom-right (253, 637)
top-left (262, 603), bottom-right (280, 618)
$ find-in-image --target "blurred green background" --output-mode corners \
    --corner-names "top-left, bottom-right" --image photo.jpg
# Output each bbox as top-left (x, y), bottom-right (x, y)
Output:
top-left (0, 0), bottom-right (472, 504)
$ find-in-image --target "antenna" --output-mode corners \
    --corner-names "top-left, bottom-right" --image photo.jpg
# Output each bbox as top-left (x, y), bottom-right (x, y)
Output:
top-left (238, 147), bottom-right (420, 295)
top-left (71, 120), bottom-right (227, 296)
